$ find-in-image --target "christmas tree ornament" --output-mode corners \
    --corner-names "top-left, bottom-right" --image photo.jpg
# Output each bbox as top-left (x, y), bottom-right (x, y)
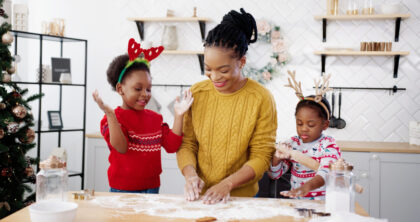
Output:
top-left (0, 128), bottom-right (5, 139)
top-left (0, 8), bottom-right (5, 16)
top-left (19, 128), bottom-right (35, 144)
top-left (0, 201), bottom-right (11, 211)
top-left (12, 91), bottom-right (21, 98)
top-left (25, 166), bottom-right (34, 176)
top-left (1, 31), bottom-right (14, 44)
top-left (2, 73), bottom-right (12, 82)
top-left (0, 103), bottom-right (6, 109)
top-left (1, 168), bottom-right (9, 177)
top-left (6, 66), bottom-right (15, 74)
top-left (7, 122), bottom-right (19, 133)
top-left (12, 105), bottom-right (27, 119)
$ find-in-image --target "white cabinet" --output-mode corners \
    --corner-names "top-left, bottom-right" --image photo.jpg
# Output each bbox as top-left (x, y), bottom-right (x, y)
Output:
top-left (85, 137), bottom-right (185, 194)
top-left (342, 151), bottom-right (420, 222)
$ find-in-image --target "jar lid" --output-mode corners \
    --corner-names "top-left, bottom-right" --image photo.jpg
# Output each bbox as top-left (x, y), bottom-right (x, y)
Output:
top-left (40, 155), bottom-right (66, 169)
top-left (329, 158), bottom-right (353, 171)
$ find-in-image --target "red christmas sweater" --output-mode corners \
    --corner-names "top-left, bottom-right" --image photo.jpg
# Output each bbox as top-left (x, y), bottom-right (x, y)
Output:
top-left (100, 107), bottom-right (182, 191)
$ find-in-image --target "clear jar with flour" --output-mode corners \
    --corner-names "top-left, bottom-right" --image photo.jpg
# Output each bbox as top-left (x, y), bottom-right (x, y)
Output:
top-left (325, 158), bottom-right (355, 214)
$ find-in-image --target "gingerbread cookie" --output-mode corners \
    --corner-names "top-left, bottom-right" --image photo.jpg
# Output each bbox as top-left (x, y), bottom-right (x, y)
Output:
top-left (196, 216), bottom-right (217, 222)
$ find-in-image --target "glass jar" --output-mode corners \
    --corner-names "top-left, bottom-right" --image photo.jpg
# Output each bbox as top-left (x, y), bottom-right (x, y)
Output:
top-left (362, 0), bottom-right (374, 15)
top-left (325, 158), bottom-right (355, 214)
top-left (327, 0), bottom-right (339, 15)
top-left (36, 156), bottom-right (68, 202)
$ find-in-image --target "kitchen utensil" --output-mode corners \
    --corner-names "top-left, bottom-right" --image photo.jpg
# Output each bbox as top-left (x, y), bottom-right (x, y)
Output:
top-left (276, 143), bottom-right (320, 171)
top-left (329, 92), bottom-right (337, 128)
top-left (336, 91), bottom-right (346, 129)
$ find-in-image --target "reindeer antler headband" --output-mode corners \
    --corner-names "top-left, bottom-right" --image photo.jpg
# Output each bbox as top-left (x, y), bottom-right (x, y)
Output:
top-left (285, 70), bottom-right (332, 118)
top-left (117, 38), bottom-right (164, 83)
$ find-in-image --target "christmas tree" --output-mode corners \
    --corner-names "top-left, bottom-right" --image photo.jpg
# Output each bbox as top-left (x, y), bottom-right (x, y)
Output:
top-left (1, 0), bottom-right (41, 218)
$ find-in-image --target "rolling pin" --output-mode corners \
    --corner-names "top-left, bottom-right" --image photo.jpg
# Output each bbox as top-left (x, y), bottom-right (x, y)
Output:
top-left (276, 143), bottom-right (363, 193)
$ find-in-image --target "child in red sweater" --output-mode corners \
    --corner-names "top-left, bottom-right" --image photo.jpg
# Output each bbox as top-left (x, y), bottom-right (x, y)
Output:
top-left (92, 38), bottom-right (193, 193)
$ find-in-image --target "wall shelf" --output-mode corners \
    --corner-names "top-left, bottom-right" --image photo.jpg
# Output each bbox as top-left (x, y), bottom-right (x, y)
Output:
top-left (127, 17), bottom-right (211, 41)
top-left (128, 17), bottom-right (209, 75)
top-left (315, 50), bottom-right (409, 78)
top-left (162, 50), bottom-right (203, 55)
top-left (162, 50), bottom-right (204, 74)
top-left (314, 14), bottom-right (411, 42)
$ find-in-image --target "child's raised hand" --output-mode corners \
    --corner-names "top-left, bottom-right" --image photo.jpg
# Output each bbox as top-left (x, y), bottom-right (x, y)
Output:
top-left (272, 143), bottom-right (292, 166)
top-left (174, 89), bottom-right (194, 116)
top-left (92, 90), bottom-right (113, 114)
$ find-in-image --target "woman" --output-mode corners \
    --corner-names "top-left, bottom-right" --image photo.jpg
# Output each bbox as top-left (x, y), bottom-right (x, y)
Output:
top-left (177, 8), bottom-right (277, 204)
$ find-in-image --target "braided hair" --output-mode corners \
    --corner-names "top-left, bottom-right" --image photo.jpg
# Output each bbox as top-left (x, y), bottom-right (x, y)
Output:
top-left (106, 54), bottom-right (150, 91)
top-left (295, 96), bottom-right (331, 121)
top-left (204, 8), bottom-right (257, 58)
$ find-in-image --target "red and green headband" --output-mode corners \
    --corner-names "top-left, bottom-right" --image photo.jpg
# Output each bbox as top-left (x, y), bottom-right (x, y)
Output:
top-left (117, 38), bottom-right (164, 83)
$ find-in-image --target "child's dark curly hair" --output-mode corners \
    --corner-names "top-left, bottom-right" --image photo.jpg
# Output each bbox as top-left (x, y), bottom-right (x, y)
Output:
top-left (295, 96), bottom-right (331, 121)
top-left (106, 54), bottom-right (150, 91)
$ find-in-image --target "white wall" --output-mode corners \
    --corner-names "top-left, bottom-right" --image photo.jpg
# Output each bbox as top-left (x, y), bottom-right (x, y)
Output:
top-left (12, 0), bottom-right (420, 188)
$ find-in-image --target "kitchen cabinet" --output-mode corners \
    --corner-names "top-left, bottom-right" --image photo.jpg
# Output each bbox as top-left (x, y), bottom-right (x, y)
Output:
top-left (342, 145), bottom-right (420, 222)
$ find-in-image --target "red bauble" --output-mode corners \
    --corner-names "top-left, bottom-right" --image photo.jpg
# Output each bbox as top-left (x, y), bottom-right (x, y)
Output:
top-left (1, 168), bottom-right (9, 177)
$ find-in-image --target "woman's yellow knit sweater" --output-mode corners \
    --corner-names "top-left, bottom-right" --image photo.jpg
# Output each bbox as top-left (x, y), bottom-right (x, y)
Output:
top-left (177, 79), bottom-right (277, 197)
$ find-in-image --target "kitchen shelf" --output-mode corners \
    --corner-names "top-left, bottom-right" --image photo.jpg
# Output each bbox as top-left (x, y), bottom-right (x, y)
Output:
top-left (314, 50), bottom-right (409, 56)
top-left (315, 50), bottom-right (409, 78)
top-left (127, 17), bottom-right (211, 41)
top-left (314, 14), bottom-right (410, 42)
top-left (10, 30), bottom-right (86, 42)
top-left (163, 50), bottom-right (204, 74)
top-left (35, 128), bottom-right (85, 133)
top-left (10, 30), bottom-right (87, 190)
top-left (128, 17), bottom-right (210, 75)
top-left (4, 81), bottom-right (85, 87)
top-left (163, 50), bottom-right (204, 55)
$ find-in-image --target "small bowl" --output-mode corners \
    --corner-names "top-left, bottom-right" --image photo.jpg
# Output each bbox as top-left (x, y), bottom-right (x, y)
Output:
top-left (29, 201), bottom-right (78, 222)
top-left (380, 3), bottom-right (401, 14)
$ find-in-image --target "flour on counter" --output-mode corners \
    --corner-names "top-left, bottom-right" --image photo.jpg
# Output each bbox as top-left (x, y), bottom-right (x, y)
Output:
top-left (90, 194), bottom-right (322, 220)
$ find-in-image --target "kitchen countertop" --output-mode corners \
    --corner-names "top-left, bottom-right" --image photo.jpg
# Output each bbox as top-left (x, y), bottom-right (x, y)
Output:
top-left (0, 192), bottom-right (368, 222)
top-left (86, 132), bottom-right (420, 154)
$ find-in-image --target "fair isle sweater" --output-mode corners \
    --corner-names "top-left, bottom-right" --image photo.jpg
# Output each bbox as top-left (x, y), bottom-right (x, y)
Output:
top-left (177, 79), bottom-right (277, 197)
top-left (101, 107), bottom-right (182, 191)
top-left (268, 135), bottom-right (341, 200)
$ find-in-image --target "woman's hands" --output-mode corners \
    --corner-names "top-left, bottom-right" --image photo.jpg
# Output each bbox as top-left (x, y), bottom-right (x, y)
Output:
top-left (174, 90), bottom-right (194, 116)
top-left (202, 179), bottom-right (233, 204)
top-left (184, 175), bottom-right (205, 201)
